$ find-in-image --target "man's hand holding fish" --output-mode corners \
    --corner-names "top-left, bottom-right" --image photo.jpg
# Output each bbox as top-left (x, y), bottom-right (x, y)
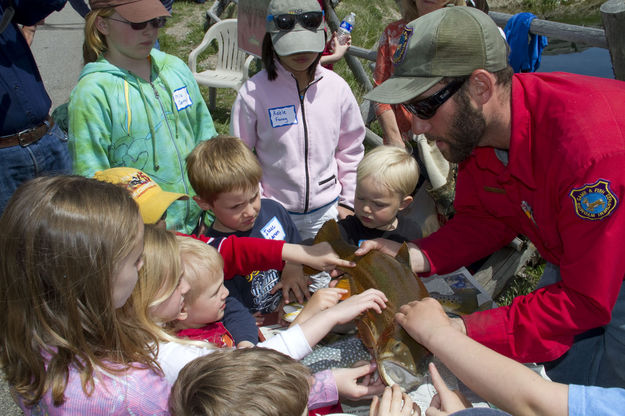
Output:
top-left (355, 238), bottom-right (430, 275)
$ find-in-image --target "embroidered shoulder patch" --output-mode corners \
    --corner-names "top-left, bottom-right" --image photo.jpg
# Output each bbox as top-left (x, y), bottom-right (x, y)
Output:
top-left (391, 26), bottom-right (413, 65)
top-left (569, 179), bottom-right (618, 220)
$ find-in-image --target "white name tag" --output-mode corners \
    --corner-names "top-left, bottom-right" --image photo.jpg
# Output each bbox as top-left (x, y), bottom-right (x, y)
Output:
top-left (268, 105), bottom-right (297, 128)
top-left (173, 86), bottom-right (193, 111)
top-left (260, 216), bottom-right (286, 240)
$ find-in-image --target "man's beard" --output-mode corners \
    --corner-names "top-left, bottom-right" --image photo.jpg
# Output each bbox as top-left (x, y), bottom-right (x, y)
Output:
top-left (426, 90), bottom-right (486, 164)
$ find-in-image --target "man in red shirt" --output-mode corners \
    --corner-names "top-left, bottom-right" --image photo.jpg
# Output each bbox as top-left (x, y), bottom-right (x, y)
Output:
top-left (363, 6), bottom-right (625, 387)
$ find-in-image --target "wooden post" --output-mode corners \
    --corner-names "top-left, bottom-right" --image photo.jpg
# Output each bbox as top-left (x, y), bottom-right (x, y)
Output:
top-left (206, 0), bottom-right (233, 25)
top-left (601, 0), bottom-right (625, 81)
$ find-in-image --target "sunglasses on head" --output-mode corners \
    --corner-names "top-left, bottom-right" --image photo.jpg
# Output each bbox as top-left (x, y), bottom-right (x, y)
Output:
top-left (402, 78), bottom-right (467, 120)
top-left (107, 16), bottom-right (167, 30)
top-left (267, 11), bottom-right (324, 31)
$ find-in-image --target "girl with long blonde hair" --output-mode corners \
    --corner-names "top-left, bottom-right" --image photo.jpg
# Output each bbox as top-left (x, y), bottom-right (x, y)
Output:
top-left (0, 175), bottom-right (169, 414)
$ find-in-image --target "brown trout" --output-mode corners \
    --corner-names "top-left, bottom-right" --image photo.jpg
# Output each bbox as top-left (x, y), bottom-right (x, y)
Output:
top-left (311, 220), bottom-right (431, 391)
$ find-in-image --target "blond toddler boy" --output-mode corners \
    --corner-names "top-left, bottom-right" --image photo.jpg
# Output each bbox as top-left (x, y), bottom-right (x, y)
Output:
top-left (338, 145), bottom-right (423, 246)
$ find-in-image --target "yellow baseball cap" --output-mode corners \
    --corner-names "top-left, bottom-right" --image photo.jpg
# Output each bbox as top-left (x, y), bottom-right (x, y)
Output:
top-left (94, 167), bottom-right (188, 224)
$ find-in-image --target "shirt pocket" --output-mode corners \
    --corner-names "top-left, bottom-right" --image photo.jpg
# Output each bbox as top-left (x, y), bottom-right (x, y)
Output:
top-left (318, 174), bottom-right (337, 190)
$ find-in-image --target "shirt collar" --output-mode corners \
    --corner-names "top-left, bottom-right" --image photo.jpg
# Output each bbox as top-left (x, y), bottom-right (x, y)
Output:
top-left (473, 75), bottom-right (536, 190)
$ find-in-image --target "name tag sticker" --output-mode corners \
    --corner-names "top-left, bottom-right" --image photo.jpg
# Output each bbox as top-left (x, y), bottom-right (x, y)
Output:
top-left (173, 86), bottom-right (193, 111)
top-left (268, 105), bottom-right (297, 128)
top-left (260, 216), bottom-right (286, 241)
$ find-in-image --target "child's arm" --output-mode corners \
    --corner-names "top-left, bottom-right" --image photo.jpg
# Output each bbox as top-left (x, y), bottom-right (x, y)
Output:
top-left (181, 234), bottom-right (354, 279)
top-left (299, 288), bottom-right (387, 348)
top-left (179, 234), bottom-right (285, 279)
top-left (257, 289), bottom-right (386, 360)
top-left (290, 287), bottom-right (347, 327)
top-left (281, 241), bottom-right (355, 272)
top-left (308, 363), bottom-right (386, 411)
top-left (221, 296), bottom-right (258, 346)
top-left (395, 298), bottom-right (568, 416)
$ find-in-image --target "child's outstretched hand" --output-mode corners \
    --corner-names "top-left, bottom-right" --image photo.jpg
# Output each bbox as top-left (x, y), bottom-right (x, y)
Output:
top-left (426, 363), bottom-right (471, 415)
top-left (282, 242), bottom-right (355, 274)
top-left (370, 384), bottom-right (420, 416)
top-left (290, 287), bottom-right (347, 326)
top-left (297, 289), bottom-right (386, 349)
top-left (273, 263), bottom-right (311, 304)
top-left (332, 361), bottom-right (385, 401)
top-left (330, 288), bottom-right (387, 325)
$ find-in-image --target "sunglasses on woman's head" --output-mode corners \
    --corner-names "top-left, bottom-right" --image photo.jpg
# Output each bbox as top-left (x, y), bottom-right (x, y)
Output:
top-left (107, 16), bottom-right (167, 30)
top-left (402, 78), bottom-right (467, 120)
top-left (267, 11), bottom-right (324, 31)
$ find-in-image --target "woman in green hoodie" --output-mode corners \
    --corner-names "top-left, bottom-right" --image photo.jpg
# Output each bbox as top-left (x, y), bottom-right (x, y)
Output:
top-left (69, 0), bottom-right (217, 233)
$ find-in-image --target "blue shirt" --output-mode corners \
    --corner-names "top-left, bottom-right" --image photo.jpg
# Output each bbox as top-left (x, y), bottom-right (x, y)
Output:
top-left (205, 198), bottom-right (301, 313)
top-left (569, 384), bottom-right (625, 416)
top-left (0, 0), bottom-right (66, 135)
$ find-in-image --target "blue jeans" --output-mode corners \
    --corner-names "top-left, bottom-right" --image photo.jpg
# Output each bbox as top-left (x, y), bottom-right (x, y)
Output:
top-left (0, 123), bottom-right (72, 214)
top-left (541, 263), bottom-right (625, 388)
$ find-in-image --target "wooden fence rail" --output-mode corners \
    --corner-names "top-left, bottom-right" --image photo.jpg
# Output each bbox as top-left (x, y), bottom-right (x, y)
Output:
top-left (344, 1), bottom-right (625, 82)
top-left (212, 0), bottom-right (624, 144)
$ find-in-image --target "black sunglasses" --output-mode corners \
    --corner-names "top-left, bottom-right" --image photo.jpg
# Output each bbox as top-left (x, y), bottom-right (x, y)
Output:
top-left (267, 11), bottom-right (324, 31)
top-left (107, 16), bottom-right (167, 30)
top-left (403, 78), bottom-right (467, 120)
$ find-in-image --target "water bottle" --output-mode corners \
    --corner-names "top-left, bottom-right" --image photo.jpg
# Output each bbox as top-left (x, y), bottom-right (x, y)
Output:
top-left (337, 12), bottom-right (356, 45)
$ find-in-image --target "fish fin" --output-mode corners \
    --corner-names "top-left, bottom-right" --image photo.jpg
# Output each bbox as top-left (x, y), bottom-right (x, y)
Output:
top-left (395, 243), bottom-right (411, 268)
top-left (313, 219), bottom-right (341, 244)
top-left (430, 291), bottom-right (479, 315)
top-left (304, 220), bottom-right (346, 275)
top-left (356, 319), bottom-right (377, 350)
top-left (450, 287), bottom-right (480, 296)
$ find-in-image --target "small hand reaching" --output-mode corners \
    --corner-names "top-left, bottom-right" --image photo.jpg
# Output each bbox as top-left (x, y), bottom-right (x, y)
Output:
top-left (290, 287), bottom-right (347, 326)
top-left (330, 288), bottom-right (388, 324)
top-left (333, 361), bottom-right (385, 401)
top-left (370, 384), bottom-right (420, 416)
top-left (425, 363), bottom-right (471, 416)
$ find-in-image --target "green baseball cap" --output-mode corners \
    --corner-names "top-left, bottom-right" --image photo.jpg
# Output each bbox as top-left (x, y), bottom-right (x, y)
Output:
top-left (266, 0), bottom-right (326, 56)
top-left (365, 6), bottom-right (508, 104)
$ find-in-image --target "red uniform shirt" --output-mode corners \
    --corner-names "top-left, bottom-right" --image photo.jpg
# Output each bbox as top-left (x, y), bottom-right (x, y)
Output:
top-left (417, 73), bottom-right (625, 362)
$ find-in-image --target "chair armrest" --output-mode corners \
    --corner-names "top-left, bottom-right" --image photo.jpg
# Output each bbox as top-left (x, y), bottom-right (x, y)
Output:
top-left (188, 24), bottom-right (221, 73)
top-left (241, 55), bottom-right (254, 83)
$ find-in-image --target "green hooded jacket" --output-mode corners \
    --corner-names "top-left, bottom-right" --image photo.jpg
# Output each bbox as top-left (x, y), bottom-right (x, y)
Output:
top-left (69, 49), bottom-right (216, 233)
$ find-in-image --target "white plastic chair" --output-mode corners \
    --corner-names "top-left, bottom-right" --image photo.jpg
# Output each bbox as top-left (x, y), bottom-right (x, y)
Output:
top-left (188, 19), bottom-right (253, 111)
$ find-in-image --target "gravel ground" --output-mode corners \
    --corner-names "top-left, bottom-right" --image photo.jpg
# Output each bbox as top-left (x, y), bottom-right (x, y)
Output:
top-left (0, 374), bottom-right (22, 416)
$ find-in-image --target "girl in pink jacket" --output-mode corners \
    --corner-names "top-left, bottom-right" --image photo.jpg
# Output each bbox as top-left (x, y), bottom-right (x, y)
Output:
top-left (231, 0), bottom-right (365, 240)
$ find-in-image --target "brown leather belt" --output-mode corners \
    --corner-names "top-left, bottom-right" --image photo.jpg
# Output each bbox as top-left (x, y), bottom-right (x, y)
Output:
top-left (0, 116), bottom-right (55, 149)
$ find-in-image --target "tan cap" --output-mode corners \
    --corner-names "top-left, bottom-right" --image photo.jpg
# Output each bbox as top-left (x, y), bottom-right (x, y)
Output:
top-left (365, 7), bottom-right (508, 104)
top-left (89, 0), bottom-right (170, 23)
top-left (266, 0), bottom-right (326, 56)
